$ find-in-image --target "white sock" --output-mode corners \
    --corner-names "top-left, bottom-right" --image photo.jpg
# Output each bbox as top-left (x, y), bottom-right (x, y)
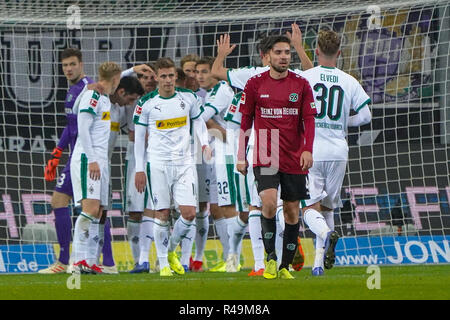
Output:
top-left (138, 216), bottom-right (154, 265)
top-left (314, 246), bottom-right (325, 269)
top-left (86, 219), bottom-right (99, 266)
top-left (227, 216), bottom-right (247, 255)
top-left (168, 216), bottom-right (195, 253)
top-left (303, 208), bottom-right (331, 241)
top-left (248, 210), bottom-right (265, 270)
top-left (323, 211), bottom-right (335, 231)
top-left (194, 210), bottom-right (209, 262)
top-left (73, 212), bottom-right (94, 263)
top-left (153, 219), bottom-right (170, 270)
top-left (214, 217), bottom-right (229, 261)
top-left (315, 235), bottom-right (325, 249)
top-left (127, 219), bottom-right (141, 264)
top-left (180, 225), bottom-right (195, 266)
top-left (275, 207), bottom-right (285, 267)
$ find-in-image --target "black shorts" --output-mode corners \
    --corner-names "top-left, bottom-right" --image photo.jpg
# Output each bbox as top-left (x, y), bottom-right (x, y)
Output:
top-left (253, 166), bottom-right (310, 202)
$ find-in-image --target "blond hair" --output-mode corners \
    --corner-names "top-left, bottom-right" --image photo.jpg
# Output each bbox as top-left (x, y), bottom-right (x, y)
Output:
top-left (317, 30), bottom-right (341, 57)
top-left (180, 54), bottom-right (200, 68)
top-left (98, 61), bottom-right (122, 81)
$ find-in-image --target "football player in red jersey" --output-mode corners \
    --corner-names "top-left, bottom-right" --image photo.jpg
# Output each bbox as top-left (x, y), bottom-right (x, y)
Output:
top-left (237, 35), bottom-right (316, 279)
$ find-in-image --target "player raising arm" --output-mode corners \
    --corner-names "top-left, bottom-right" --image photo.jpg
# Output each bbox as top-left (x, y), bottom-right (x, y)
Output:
top-left (211, 23), bottom-right (313, 88)
top-left (300, 30), bottom-right (372, 276)
top-left (133, 57), bottom-right (210, 277)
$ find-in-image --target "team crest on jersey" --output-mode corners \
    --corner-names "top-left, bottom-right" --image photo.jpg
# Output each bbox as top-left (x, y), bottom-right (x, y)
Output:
top-left (66, 94), bottom-right (73, 103)
top-left (289, 93), bottom-right (298, 102)
top-left (240, 92), bottom-right (246, 104)
top-left (180, 100), bottom-right (185, 110)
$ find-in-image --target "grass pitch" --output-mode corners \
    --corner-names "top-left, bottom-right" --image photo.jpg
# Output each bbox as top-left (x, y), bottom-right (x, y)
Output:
top-left (1, 265), bottom-right (449, 300)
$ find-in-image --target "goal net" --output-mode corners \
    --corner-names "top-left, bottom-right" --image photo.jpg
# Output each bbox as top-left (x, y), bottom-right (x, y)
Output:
top-left (0, 0), bottom-right (449, 273)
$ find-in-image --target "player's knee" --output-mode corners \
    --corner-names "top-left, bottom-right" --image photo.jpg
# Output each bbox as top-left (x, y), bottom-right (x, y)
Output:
top-left (51, 192), bottom-right (70, 209)
top-left (301, 202), bottom-right (321, 215)
top-left (129, 211), bottom-right (143, 221)
top-left (199, 202), bottom-right (208, 212)
top-left (239, 211), bottom-right (249, 223)
top-left (156, 209), bottom-right (170, 221)
top-left (182, 211), bottom-right (196, 221)
top-left (284, 212), bottom-right (299, 225)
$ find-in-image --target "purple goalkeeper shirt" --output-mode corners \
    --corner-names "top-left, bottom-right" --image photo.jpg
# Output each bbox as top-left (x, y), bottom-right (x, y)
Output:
top-left (57, 76), bottom-right (94, 153)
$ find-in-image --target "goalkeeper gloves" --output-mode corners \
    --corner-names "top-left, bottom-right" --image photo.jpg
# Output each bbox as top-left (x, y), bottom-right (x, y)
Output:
top-left (44, 147), bottom-right (63, 182)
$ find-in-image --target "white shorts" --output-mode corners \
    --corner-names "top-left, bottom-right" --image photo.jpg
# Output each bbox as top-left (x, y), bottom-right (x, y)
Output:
top-left (124, 150), bottom-right (148, 212)
top-left (147, 161), bottom-right (197, 210)
top-left (246, 145), bottom-right (262, 208)
top-left (71, 153), bottom-right (109, 207)
top-left (234, 171), bottom-right (251, 212)
top-left (197, 163), bottom-right (212, 203)
top-left (302, 160), bottom-right (347, 209)
top-left (211, 138), bottom-right (236, 207)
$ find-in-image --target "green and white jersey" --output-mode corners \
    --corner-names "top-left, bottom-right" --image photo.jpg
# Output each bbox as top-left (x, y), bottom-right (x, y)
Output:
top-left (133, 87), bottom-right (203, 164)
top-left (301, 66), bottom-right (371, 161)
top-left (202, 80), bottom-right (235, 128)
top-left (224, 91), bottom-right (255, 158)
top-left (73, 89), bottom-right (111, 162)
top-left (226, 66), bottom-right (304, 90)
top-left (224, 91), bottom-right (243, 130)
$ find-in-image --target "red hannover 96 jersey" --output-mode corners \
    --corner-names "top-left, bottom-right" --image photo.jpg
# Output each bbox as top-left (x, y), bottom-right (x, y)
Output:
top-left (239, 70), bottom-right (317, 174)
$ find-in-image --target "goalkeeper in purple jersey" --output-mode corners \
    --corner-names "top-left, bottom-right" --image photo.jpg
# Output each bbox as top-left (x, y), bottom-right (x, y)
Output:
top-left (39, 48), bottom-right (115, 274)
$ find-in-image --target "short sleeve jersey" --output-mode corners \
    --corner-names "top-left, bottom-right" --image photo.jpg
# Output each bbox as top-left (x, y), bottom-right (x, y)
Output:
top-left (72, 89), bottom-right (111, 161)
top-left (203, 80), bottom-right (235, 128)
top-left (239, 70), bottom-right (317, 174)
top-left (301, 66), bottom-right (371, 161)
top-left (133, 87), bottom-right (203, 164)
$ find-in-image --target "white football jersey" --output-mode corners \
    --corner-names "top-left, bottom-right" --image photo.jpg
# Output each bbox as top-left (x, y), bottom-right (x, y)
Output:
top-left (202, 80), bottom-right (234, 128)
top-left (133, 87), bottom-right (203, 164)
top-left (72, 89), bottom-right (111, 161)
top-left (224, 91), bottom-right (255, 155)
top-left (301, 66), bottom-right (371, 161)
top-left (226, 66), bottom-right (304, 90)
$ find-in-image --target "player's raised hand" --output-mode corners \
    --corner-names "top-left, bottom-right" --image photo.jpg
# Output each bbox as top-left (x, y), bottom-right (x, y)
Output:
top-left (133, 64), bottom-right (153, 75)
top-left (300, 151), bottom-right (313, 171)
top-left (286, 23), bottom-right (303, 48)
top-left (217, 34), bottom-right (236, 58)
top-left (89, 162), bottom-right (101, 180)
top-left (135, 171), bottom-right (147, 193)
